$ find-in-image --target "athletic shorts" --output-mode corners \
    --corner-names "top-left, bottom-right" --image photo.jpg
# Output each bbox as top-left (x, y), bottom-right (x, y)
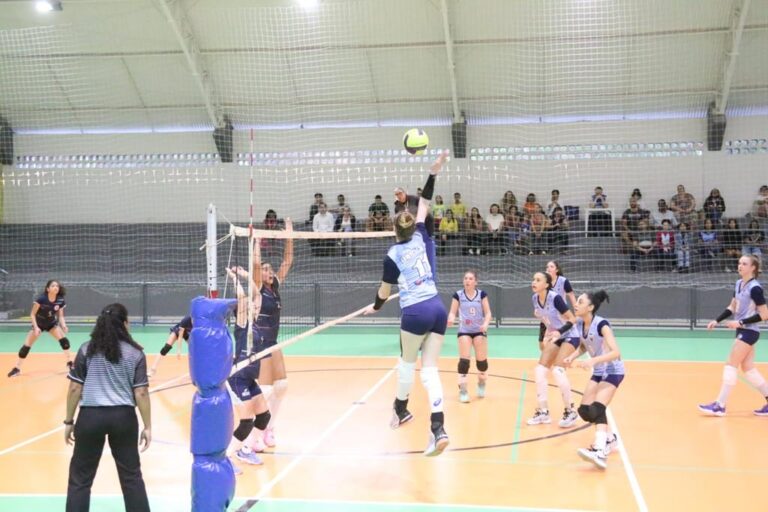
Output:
top-left (554, 336), bottom-right (580, 349)
top-left (590, 373), bottom-right (625, 388)
top-left (170, 323), bottom-right (191, 341)
top-left (227, 363), bottom-right (263, 402)
top-left (736, 328), bottom-right (760, 346)
top-left (35, 319), bottom-right (58, 332)
top-left (457, 332), bottom-right (486, 339)
top-left (401, 295), bottom-right (448, 336)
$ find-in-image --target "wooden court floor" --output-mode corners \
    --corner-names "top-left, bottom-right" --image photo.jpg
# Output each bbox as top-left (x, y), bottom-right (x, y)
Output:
top-left (1, 328), bottom-right (767, 512)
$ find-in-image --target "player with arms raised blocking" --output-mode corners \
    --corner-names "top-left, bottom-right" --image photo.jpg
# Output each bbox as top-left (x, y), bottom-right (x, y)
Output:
top-left (148, 315), bottom-right (192, 377)
top-left (365, 150), bottom-right (450, 456)
top-left (699, 255), bottom-right (768, 417)
top-left (447, 269), bottom-right (492, 403)
top-left (527, 272), bottom-right (580, 428)
top-left (8, 279), bottom-right (72, 377)
top-left (563, 290), bottom-right (624, 470)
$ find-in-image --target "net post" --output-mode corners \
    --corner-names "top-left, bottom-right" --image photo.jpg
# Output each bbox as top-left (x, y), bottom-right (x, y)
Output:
top-left (206, 203), bottom-right (218, 298)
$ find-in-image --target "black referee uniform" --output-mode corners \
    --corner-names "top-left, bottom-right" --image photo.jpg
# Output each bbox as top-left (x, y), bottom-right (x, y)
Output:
top-left (66, 341), bottom-right (150, 512)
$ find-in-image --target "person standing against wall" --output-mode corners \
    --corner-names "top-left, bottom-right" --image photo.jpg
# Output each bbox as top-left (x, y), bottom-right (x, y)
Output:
top-left (64, 303), bottom-right (151, 512)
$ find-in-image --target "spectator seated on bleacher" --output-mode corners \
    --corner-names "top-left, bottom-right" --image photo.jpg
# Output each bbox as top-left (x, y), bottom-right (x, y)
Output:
top-left (620, 197), bottom-right (649, 253)
top-left (334, 206), bottom-right (356, 257)
top-left (655, 219), bottom-right (676, 271)
top-left (366, 210), bottom-right (392, 232)
top-left (432, 195), bottom-right (447, 231)
top-left (588, 186), bottom-right (612, 237)
top-left (438, 209), bottom-right (459, 256)
top-left (697, 218), bottom-right (721, 271)
top-left (529, 207), bottom-right (548, 255)
top-left (546, 189), bottom-right (562, 217)
top-left (451, 192), bottom-right (468, 225)
top-left (651, 199), bottom-right (677, 229)
top-left (675, 222), bottom-right (693, 273)
top-left (742, 219), bottom-right (765, 259)
top-left (721, 218), bottom-right (742, 272)
top-left (330, 194), bottom-right (350, 218)
top-left (547, 206), bottom-right (569, 255)
top-left (368, 194), bottom-right (390, 218)
top-left (308, 192), bottom-right (324, 225)
top-left (501, 190), bottom-right (517, 214)
top-left (702, 188), bottom-right (726, 226)
top-left (752, 185), bottom-right (768, 220)
top-left (486, 204), bottom-right (506, 255)
top-left (504, 205), bottom-right (524, 252)
top-left (465, 207), bottom-right (487, 255)
top-left (312, 202), bottom-right (335, 256)
top-left (629, 219), bottom-right (655, 272)
top-left (670, 184), bottom-right (697, 228)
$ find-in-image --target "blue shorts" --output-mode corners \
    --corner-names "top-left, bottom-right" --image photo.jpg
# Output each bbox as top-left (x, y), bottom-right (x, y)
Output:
top-left (401, 295), bottom-right (448, 336)
top-left (255, 338), bottom-right (277, 359)
top-left (228, 362), bottom-right (262, 402)
top-left (736, 328), bottom-right (760, 346)
top-left (591, 373), bottom-right (625, 388)
top-left (555, 337), bottom-right (580, 349)
top-left (457, 332), bottom-right (486, 339)
top-left (170, 323), bottom-right (190, 341)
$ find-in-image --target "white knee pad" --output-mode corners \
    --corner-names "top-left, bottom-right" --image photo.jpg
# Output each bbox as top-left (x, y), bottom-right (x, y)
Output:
top-left (273, 379), bottom-right (288, 395)
top-left (397, 359), bottom-right (417, 401)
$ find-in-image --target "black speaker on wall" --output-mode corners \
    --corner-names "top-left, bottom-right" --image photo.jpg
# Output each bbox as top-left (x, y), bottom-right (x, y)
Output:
top-left (0, 118), bottom-right (13, 166)
top-left (707, 104), bottom-right (727, 152)
top-left (213, 117), bottom-right (233, 163)
top-left (451, 119), bottom-right (467, 159)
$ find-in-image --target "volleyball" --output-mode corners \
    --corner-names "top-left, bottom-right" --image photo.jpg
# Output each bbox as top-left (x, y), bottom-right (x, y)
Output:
top-left (403, 128), bottom-right (429, 155)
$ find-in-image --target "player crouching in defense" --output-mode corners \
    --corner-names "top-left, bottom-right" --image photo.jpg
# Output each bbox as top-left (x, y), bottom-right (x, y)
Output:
top-left (365, 150), bottom-right (450, 457)
top-left (563, 290), bottom-right (623, 470)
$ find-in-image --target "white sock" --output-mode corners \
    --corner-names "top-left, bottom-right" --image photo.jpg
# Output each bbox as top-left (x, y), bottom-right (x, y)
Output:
top-left (478, 371), bottom-right (488, 383)
top-left (458, 373), bottom-right (468, 386)
top-left (717, 365), bottom-right (738, 406)
top-left (594, 429), bottom-right (608, 453)
top-left (552, 366), bottom-right (572, 408)
top-left (534, 364), bottom-right (549, 410)
top-left (397, 358), bottom-right (416, 401)
top-left (744, 368), bottom-right (768, 397)
top-left (420, 366), bottom-right (444, 413)
top-left (267, 379), bottom-right (288, 429)
top-left (227, 436), bottom-right (243, 455)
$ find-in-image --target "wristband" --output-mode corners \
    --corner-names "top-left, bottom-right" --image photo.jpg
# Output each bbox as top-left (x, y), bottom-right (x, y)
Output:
top-left (715, 309), bottom-right (732, 323)
top-left (739, 313), bottom-right (762, 325)
top-left (557, 321), bottom-right (573, 335)
top-left (373, 294), bottom-right (387, 311)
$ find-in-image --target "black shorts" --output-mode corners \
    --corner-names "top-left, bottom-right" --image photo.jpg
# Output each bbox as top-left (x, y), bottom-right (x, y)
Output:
top-left (736, 328), bottom-right (760, 346)
top-left (36, 319), bottom-right (58, 332)
top-left (457, 332), bottom-right (487, 339)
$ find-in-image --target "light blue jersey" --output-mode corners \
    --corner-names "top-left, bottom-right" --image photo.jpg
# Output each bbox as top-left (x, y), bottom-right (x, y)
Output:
top-left (384, 224), bottom-right (438, 308)
top-left (734, 278), bottom-right (764, 333)
top-left (454, 289), bottom-right (487, 334)
top-left (552, 276), bottom-right (573, 302)
top-left (532, 290), bottom-right (578, 338)
top-left (578, 315), bottom-right (624, 377)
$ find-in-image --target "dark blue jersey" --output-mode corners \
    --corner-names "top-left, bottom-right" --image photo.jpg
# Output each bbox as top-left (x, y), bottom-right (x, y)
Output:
top-left (34, 294), bottom-right (65, 326)
top-left (256, 278), bottom-right (282, 343)
top-left (170, 315), bottom-right (193, 340)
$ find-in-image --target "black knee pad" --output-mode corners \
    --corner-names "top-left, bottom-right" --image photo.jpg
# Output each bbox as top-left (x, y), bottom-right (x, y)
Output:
top-left (476, 359), bottom-right (488, 372)
top-left (18, 345), bottom-right (31, 359)
top-left (457, 358), bottom-right (470, 375)
top-left (577, 404), bottom-right (592, 422)
top-left (591, 402), bottom-right (607, 425)
top-left (233, 418), bottom-right (254, 442)
top-left (253, 411), bottom-right (272, 431)
top-left (159, 343), bottom-right (173, 356)
top-left (59, 337), bottom-right (71, 351)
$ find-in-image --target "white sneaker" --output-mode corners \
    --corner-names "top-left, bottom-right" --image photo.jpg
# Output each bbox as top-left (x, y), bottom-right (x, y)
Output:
top-left (578, 447), bottom-right (607, 469)
top-left (526, 408), bottom-right (551, 425)
top-left (459, 384), bottom-right (470, 403)
top-left (604, 433), bottom-right (618, 455)
top-left (424, 427), bottom-right (449, 457)
top-left (559, 407), bottom-right (578, 428)
top-left (249, 434), bottom-right (267, 453)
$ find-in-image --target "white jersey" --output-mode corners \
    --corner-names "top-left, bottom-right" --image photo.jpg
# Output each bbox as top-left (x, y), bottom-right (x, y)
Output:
top-left (734, 278), bottom-right (765, 333)
top-left (384, 223), bottom-right (437, 308)
top-left (532, 290), bottom-right (578, 338)
top-left (578, 315), bottom-right (625, 377)
top-left (552, 276), bottom-right (573, 303)
top-left (454, 289), bottom-right (488, 334)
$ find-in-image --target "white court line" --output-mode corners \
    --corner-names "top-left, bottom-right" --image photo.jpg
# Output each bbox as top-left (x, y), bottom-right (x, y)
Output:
top-left (0, 373), bottom-right (190, 457)
top-left (235, 366), bottom-right (396, 509)
top-left (606, 408), bottom-right (648, 512)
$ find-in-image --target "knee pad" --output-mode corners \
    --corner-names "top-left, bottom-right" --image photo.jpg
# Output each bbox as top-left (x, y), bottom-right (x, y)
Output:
top-left (18, 345), bottom-right (31, 359)
top-left (58, 337), bottom-right (70, 351)
top-left (591, 402), bottom-right (607, 425)
top-left (457, 358), bottom-right (470, 375)
top-left (476, 359), bottom-right (488, 373)
top-left (233, 418), bottom-right (254, 442)
top-left (273, 379), bottom-right (288, 394)
top-left (159, 343), bottom-right (173, 356)
top-left (577, 404), bottom-right (592, 422)
top-left (253, 411), bottom-right (271, 431)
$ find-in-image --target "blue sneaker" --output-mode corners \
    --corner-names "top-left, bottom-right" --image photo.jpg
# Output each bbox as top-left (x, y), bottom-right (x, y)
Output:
top-left (235, 448), bottom-right (263, 465)
top-left (753, 403), bottom-right (768, 417)
top-left (698, 401), bottom-right (726, 417)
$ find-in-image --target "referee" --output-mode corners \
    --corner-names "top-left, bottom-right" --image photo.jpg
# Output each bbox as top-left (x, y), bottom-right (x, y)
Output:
top-left (64, 303), bottom-right (152, 512)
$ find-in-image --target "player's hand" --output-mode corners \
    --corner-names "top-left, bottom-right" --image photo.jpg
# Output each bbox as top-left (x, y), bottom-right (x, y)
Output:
top-left (576, 358), bottom-right (595, 370)
top-left (430, 150), bottom-right (449, 175)
top-left (562, 354), bottom-right (576, 367)
top-left (62, 325), bottom-right (69, 334)
top-left (543, 332), bottom-right (560, 345)
top-left (363, 305), bottom-right (377, 316)
top-left (33, 326), bottom-right (41, 336)
top-left (706, 320), bottom-right (717, 330)
top-left (64, 424), bottom-right (75, 445)
top-left (139, 428), bottom-right (152, 452)
top-left (481, 323), bottom-right (490, 334)
top-left (724, 320), bottom-right (740, 330)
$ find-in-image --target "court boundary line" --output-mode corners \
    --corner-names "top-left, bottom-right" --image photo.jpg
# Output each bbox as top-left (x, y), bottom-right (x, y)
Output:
top-left (234, 365), bottom-right (397, 512)
top-left (606, 408), bottom-right (648, 512)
